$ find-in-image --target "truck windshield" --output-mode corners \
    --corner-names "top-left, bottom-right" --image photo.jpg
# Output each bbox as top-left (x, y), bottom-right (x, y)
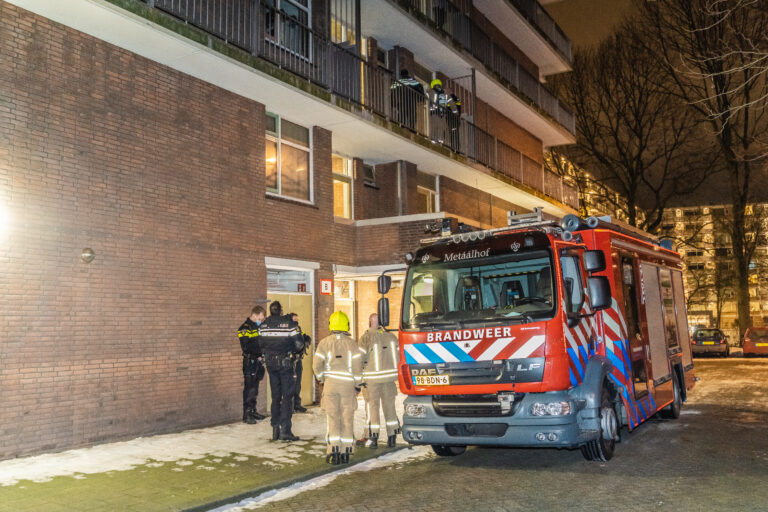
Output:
top-left (401, 249), bottom-right (556, 330)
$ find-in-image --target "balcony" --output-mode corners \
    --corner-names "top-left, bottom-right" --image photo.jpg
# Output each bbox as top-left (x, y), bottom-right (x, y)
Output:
top-left (361, 0), bottom-right (575, 143)
top-left (16, 0), bottom-right (577, 214)
top-left (474, 0), bottom-right (572, 74)
top-left (130, 0), bottom-right (575, 206)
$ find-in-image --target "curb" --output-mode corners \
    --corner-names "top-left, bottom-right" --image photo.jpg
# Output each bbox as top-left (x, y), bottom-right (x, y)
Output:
top-left (182, 446), bottom-right (407, 512)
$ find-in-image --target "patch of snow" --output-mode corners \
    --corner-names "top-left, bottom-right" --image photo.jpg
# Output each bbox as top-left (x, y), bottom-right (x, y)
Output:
top-left (0, 393), bottom-right (406, 487)
top-left (209, 446), bottom-right (435, 511)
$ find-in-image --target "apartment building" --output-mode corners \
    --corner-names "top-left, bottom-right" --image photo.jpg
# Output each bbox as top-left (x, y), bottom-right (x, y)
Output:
top-left (661, 204), bottom-right (768, 342)
top-left (0, 0), bottom-right (578, 458)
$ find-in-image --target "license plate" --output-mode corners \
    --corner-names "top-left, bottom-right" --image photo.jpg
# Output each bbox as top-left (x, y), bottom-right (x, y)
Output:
top-left (413, 375), bottom-right (450, 386)
top-left (702, 342), bottom-right (715, 345)
top-left (757, 343), bottom-right (768, 347)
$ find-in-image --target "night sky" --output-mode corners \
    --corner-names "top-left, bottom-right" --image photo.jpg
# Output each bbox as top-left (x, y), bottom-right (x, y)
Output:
top-left (544, 0), bottom-right (636, 48)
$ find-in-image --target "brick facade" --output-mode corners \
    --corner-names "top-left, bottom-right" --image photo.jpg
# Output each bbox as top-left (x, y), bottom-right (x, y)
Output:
top-left (0, 0), bottom-right (558, 459)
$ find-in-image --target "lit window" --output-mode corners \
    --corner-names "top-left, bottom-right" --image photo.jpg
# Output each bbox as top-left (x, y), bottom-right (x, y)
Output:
top-left (416, 171), bottom-right (438, 214)
top-left (332, 155), bottom-right (353, 219)
top-left (266, 113), bottom-right (311, 202)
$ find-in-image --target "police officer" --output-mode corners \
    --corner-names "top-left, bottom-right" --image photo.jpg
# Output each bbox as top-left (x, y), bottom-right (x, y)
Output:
top-left (313, 311), bottom-right (362, 465)
top-left (359, 313), bottom-right (400, 448)
top-left (260, 301), bottom-right (304, 441)
top-left (237, 306), bottom-right (266, 424)
top-left (290, 312), bottom-right (311, 413)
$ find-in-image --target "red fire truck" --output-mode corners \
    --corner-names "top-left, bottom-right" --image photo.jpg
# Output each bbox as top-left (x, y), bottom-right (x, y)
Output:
top-left (377, 209), bottom-right (696, 461)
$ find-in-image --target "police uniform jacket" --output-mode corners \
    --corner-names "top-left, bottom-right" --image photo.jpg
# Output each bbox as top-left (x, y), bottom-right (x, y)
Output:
top-left (259, 314), bottom-right (304, 369)
top-left (237, 317), bottom-right (263, 374)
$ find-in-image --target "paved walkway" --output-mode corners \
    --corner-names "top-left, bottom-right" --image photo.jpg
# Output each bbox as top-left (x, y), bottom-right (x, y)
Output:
top-left (0, 394), bottom-right (404, 512)
top-left (231, 357), bottom-right (768, 512)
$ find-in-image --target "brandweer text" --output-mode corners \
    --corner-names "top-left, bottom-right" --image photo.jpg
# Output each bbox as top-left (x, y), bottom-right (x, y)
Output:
top-left (426, 327), bottom-right (513, 342)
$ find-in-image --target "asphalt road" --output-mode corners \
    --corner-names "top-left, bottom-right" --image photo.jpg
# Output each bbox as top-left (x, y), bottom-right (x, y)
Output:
top-left (254, 358), bottom-right (768, 512)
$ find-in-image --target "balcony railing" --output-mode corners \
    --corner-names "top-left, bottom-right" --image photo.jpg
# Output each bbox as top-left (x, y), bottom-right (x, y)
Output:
top-left (507, 0), bottom-right (572, 62)
top-left (137, 0), bottom-right (577, 209)
top-left (400, 0), bottom-right (575, 134)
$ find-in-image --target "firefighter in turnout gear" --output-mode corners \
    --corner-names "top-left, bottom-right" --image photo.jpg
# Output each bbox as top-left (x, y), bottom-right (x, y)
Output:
top-left (237, 306), bottom-right (266, 424)
top-left (260, 301), bottom-right (305, 442)
top-left (313, 311), bottom-right (362, 465)
top-left (359, 313), bottom-right (400, 448)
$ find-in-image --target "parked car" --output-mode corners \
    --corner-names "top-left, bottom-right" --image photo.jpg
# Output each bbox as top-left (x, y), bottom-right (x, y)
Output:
top-left (742, 327), bottom-right (768, 357)
top-left (691, 328), bottom-right (730, 357)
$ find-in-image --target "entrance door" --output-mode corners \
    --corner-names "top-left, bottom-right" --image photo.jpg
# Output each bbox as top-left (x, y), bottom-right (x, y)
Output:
top-left (333, 279), bottom-right (356, 338)
top-left (266, 267), bottom-right (315, 408)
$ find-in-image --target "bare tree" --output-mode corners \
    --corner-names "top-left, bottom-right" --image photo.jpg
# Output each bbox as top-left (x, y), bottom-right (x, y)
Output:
top-left (553, 21), bottom-right (713, 233)
top-left (641, 0), bottom-right (768, 336)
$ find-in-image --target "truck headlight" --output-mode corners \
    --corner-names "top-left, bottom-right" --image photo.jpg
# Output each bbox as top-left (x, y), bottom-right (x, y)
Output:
top-left (530, 401), bottom-right (571, 416)
top-left (405, 403), bottom-right (427, 418)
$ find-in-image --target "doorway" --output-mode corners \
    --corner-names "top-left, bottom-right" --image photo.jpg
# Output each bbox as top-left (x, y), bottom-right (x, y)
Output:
top-left (266, 267), bottom-right (315, 407)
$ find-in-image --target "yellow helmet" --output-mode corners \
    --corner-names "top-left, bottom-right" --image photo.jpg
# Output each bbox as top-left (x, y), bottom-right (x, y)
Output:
top-left (430, 78), bottom-right (443, 89)
top-left (329, 311), bottom-right (350, 333)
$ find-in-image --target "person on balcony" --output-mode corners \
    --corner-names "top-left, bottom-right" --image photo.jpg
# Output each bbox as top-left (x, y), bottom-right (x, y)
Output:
top-left (430, 78), bottom-right (450, 144)
top-left (391, 69), bottom-right (425, 132)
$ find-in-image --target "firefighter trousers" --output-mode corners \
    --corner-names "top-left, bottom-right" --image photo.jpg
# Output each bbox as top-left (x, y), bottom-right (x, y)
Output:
top-left (365, 381), bottom-right (400, 437)
top-left (321, 387), bottom-right (357, 455)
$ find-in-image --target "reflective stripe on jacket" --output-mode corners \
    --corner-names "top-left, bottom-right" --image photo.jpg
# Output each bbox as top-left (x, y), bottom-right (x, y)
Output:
top-left (359, 327), bottom-right (398, 383)
top-left (313, 333), bottom-right (362, 387)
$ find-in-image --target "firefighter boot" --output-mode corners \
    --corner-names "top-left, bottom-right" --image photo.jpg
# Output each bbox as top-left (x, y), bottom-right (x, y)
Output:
top-left (340, 447), bottom-right (351, 464)
top-left (251, 410), bottom-right (266, 421)
top-left (387, 434), bottom-right (397, 447)
top-left (279, 429), bottom-right (300, 442)
top-left (368, 433), bottom-right (379, 449)
top-left (326, 446), bottom-right (340, 465)
top-left (272, 426), bottom-right (280, 441)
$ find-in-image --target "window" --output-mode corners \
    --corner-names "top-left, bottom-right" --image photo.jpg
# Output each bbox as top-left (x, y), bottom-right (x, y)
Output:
top-left (401, 249), bottom-right (555, 329)
top-left (332, 155), bottom-right (353, 219)
top-left (416, 171), bottom-right (438, 214)
top-left (265, 0), bottom-right (310, 57)
top-left (560, 253), bottom-right (585, 314)
top-left (266, 113), bottom-right (312, 202)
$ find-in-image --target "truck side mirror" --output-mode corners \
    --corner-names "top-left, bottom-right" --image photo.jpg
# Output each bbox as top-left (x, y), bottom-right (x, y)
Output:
top-left (587, 276), bottom-right (611, 311)
top-left (584, 250), bottom-right (606, 273)
top-left (378, 297), bottom-right (390, 327)
top-left (378, 275), bottom-right (392, 294)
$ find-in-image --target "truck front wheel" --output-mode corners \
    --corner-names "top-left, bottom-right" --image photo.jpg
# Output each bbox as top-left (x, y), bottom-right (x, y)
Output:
top-left (431, 445), bottom-right (466, 457)
top-left (580, 384), bottom-right (617, 462)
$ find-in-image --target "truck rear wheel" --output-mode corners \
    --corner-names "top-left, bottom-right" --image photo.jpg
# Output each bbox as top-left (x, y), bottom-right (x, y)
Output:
top-left (580, 384), bottom-right (616, 462)
top-left (431, 445), bottom-right (466, 457)
top-left (660, 373), bottom-right (682, 419)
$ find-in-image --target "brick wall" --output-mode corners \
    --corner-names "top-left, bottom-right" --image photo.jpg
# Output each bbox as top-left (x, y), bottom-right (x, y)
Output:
top-left (0, 2), bottom-right (358, 459)
top-left (0, 1), bottom-right (545, 459)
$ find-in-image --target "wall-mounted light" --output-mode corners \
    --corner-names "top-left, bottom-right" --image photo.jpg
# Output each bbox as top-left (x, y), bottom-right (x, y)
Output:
top-left (81, 248), bottom-right (95, 263)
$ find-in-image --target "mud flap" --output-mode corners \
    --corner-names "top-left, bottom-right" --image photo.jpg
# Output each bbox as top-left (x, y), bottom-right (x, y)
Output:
top-left (571, 356), bottom-right (613, 439)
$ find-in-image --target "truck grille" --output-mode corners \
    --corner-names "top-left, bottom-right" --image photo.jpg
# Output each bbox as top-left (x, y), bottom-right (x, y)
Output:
top-left (432, 394), bottom-right (524, 417)
top-left (445, 423), bottom-right (508, 438)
